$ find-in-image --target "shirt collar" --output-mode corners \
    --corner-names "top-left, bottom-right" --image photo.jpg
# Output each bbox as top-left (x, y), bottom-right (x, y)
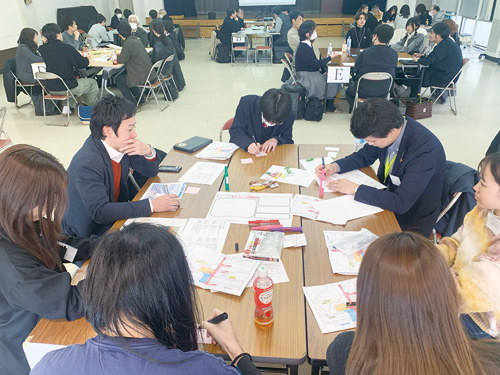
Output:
top-left (101, 140), bottom-right (124, 163)
top-left (302, 40), bottom-right (312, 47)
top-left (388, 118), bottom-right (407, 152)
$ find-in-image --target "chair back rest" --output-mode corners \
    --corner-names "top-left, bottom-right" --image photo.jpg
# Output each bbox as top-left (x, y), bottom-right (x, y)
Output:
top-left (356, 72), bottom-right (393, 99)
top-left (159, 54), bottom-right (175, 76)
top-left (35, 71), bottom-right (73, 93)
top-left (449, 58), bottom-right (469, 85)
top-left (143, 60), bottom-right (162, 84)
top-left (219, 118), bottom-right (234, 142)
top-left (281, 59), bottom-right (297, 85)
top-left (0, 107), bottom-right (6, 133)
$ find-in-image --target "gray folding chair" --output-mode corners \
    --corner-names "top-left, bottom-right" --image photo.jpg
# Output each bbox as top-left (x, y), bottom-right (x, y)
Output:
top-left (158, 55), bottom-right (178, 102)
top-left (353, 72), bottom-right (394, 111)
top-left (231, 33), bottom-right (250, 66)
top-left (0, 107), bottom-right (13, 152)
top-left (136, 60), bottom-right (169, 111)
top-left (11, 71), bottom-right (37, 109)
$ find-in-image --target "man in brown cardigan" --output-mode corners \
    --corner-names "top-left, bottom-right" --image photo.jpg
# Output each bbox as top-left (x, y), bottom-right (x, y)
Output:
top-left (115, 22), bottom-right (156, 104)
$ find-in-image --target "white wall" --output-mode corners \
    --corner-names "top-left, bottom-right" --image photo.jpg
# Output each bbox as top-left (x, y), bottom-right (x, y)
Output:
top-left (132, 0), bottom-right (163, 24)
top-left (1, 0), bottom-right (24, 50)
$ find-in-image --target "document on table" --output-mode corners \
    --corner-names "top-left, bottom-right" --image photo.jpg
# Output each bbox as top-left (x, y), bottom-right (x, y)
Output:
top-left (23, 342), bottom-right (67, 370)
top-left (317, 169), bottom-right (386, 192)
top-left (260, 165), bottom-right (314, 187)
top-left (283, 233), bottom-right (307, 248)
top-left (324, 230), bottom-right (378, 275)
top-left (311, 195), bottom-right (383, 225)
top-left (180, 218), bottom-right (231, 258)
top-left (123, 217), bottom-right (188, 236)
top-left (342, 62), bottom-right (355, 67)
top-left (303, 278), bottom-right (357, 334)
top-left (141, 182), bottom-right (187, 199)
top-left (179, 162), bottom-right (226, 185)
top-left (245, 257), bottom-right (289, 287)
top-left (291, 194), bottom-right (332, 223)
top-left (195, 141), bottom-right (239, 160)
top-left (299, 157), bottom-right (334, 174)
top-left (207, 192), bottom-right (293, 225)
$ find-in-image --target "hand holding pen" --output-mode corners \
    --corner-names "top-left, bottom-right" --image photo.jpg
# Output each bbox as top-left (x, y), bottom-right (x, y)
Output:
top-left (248, 135), bottom-right (261, 155)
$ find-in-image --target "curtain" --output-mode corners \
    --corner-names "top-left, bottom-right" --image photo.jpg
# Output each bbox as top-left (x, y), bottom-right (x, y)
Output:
top-left (164, 0), bottom-right (198, 17)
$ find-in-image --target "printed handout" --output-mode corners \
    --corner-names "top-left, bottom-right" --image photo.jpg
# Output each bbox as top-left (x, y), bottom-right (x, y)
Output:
top-left (318, 169), bottom-right (386, 192)
top-left (179, 162), bottom-right (226, 185)
top-left (123, 217), bottom-right (188, 236)
top-left (311, 195), bottom-right (383, 225)
top-left (141, 182), bottom-right (187, 200)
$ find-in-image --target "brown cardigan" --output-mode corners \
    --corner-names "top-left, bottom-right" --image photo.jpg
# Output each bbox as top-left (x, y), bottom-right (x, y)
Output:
top-left (117, 35), bottom-right (156, 87)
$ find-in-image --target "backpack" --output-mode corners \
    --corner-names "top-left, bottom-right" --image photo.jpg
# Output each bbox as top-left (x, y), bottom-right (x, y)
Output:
top-left (304, 97), bottom-right (323, 122)
top-left (215, 44), bottom-right (231, 64)
top-left (281, 80), bottom-right (307, 120)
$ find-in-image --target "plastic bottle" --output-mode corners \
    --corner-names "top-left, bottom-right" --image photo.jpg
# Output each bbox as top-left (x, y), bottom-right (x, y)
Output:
top-left (111, 50), bottom-right (118, 65)
top-left (346, 36), bottom-right (352, 56)
top-left (353, 138), bottom-right (366, 152)
top-left (342, 41), bottom-right (347, 53)
top-left (253, 266), bottom-right (274, 328)
top-left (327, 43), bottom-right (333, 55)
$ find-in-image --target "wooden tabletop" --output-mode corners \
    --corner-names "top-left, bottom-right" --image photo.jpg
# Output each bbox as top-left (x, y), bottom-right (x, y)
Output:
top-left (297, 145), bottom-right (400, 365)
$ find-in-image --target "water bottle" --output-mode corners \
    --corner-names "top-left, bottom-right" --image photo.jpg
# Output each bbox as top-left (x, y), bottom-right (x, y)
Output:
top-left (253, 266), bottom-right (274, 328)
top-left (353, 138), bottom-right (365, 152)
top-left (346, 36), bottom-right (352, 56)
top-left (327, 43), bottom-right (333, 55)
top-left (111, 49), bottom-right (117, 65)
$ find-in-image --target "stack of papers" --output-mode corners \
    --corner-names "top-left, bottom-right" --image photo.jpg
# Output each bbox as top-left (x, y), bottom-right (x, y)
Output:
top-left (316, 169), bottom-right (386, 192)
top-left (311, 195), bottom-right (383, 225)
top-left (179, 162), bottom-right (226, 185)
top-left (246, 258), bottom-right (289, 287)
top-left (324, 229), bottom-right (378, 275)
top-left (123, 217), bottom-right (188, 236)
top-left (291, 194), bottom-right (332, 223)
top-left (196, 141), bottom-right (239, 160)
top-left (299, 157), bottom-right (334, 174)
top-left (141, 182), bottom-right (186, 200)
top-left (303, 278), bottom-right (357, 334)
top-left (180, 219), bottom-right (230, 258)
top-left (260, 165), bottom-right (314, 187)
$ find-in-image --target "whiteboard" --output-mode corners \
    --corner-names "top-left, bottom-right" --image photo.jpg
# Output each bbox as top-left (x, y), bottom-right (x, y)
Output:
top-left (239, 0), bottom-right (297, 5)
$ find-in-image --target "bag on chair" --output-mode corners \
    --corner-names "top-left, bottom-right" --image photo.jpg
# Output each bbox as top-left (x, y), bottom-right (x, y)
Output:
top-left (281, 81), bottom-right (307, 120)
top-left (304, 97), bottom-right (323, 122)
top-left (215, 44), bottom-right (231, 64)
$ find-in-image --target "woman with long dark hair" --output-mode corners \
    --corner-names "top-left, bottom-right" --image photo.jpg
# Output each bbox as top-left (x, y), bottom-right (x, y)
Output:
top-left (394, 4), bottom-right (410, 29)
top-left (382, 5), bottom-right (398, 23)
top-left (326, 232), bottom-right (500, 375)
top-left (416, 3), bottom-right (432, 27)
top-left (15, 28), bottom-right (43, 85)
top-left (391, 17), bottom-right (425, 54)
top-left (0, 145), bottom-right (95, 375)
top-left (345, 12), bottom-right (373, 49)
top-left (32, 223), bottom-right (261, 374)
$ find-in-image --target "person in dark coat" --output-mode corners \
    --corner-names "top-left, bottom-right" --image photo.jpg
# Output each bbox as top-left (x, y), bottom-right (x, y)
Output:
top-left (150, 20), bottom-right (186, 91)
top-left (365, 5), bottom-right (381, 33)
top-left (0, 145), bottom-right (97, 375)
top-left (128, 14), bottom-right (149, 47)
top-left (229, 89), bottom-right (295, 155)
top-left (236, 8), bottom-right (246, 30)
top-left (168, 30), bottom-right (185, 60)
top-left (110, 8), bottom-right (123, 29)
top-left (270, 6), bottom-right (292, 46)
top-left (416, 3), bottom-right (432, 27)
top-left (382, 5), bottom-right (398, 23)
top-left (218, 8), bottom-right (240, 47)
top-left (316, 98), bottom-right (446, 237)
top-left (62, 96), bottom-right (180, 237)
top-left (346, 24), bottom-right (398, 111)
top-left (345, 12), bottom-right (373, 49)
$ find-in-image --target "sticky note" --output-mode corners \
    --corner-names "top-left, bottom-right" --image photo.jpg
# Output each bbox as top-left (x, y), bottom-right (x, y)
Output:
top-left (325, 147), bottom-right (340, 151)
top-left (255, 151), bottom-right (267, 157)
top-left (241, 158), bottom-right (253, 164)
top-left (328, 152), bottom-right (337, 158)
top-left (185, 187), bottom-right (200, 195)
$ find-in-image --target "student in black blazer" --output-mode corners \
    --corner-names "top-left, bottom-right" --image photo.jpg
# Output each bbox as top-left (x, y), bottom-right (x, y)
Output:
top-left (316, 98), bottom-right (446, 237)
top-left (229, 88), bottom-right (295, 155)
top-left (218, 9), bottom-right (240, 47)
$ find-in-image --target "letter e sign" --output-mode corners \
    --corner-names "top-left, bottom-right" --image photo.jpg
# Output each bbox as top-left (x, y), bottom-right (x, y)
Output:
top-left (327, 67), bottom-right (350, 83)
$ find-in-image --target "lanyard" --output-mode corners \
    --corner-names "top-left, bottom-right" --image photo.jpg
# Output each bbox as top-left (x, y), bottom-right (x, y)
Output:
top-left (384, 152), bottom-right (397, 183)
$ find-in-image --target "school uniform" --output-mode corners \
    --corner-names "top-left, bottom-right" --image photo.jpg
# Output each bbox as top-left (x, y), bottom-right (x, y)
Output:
top-left (345, 26), bottom-right (372, 49)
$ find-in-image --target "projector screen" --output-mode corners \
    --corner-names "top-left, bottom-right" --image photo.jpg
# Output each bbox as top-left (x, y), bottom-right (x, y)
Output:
top-left (239, 0), bottom-right (297, 6)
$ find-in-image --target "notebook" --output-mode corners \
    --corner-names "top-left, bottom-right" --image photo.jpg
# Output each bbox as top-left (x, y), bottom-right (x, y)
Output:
top-left (173, 136), bottom-right (213, 153)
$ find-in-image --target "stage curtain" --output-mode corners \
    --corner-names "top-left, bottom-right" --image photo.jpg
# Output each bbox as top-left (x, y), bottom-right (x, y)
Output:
top-left (164, 0), bottom-right (197, 17)
top-left (342, 0), bottom-right (388, 14)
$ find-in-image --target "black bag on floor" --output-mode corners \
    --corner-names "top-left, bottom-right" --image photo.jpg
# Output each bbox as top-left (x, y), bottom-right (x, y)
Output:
top-left (215, 44), bottom-right (231, 63)
top-left (273, 45), bottom-right (292, 64)
top-left (33, 94), bottom-right (58, 116)
top-left (163, 80), bottom-right (179, 101)
top-left (304, 97), bottom-right (323, 122)
top-left (281, 81), bottom-right (307, 120)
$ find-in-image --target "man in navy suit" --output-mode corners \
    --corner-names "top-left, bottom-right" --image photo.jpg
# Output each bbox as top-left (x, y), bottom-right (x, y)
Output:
top-left (63, 96), bottom-right (179, 237)
top-left (316, 98), bottom-right (446, 236)
top-left (229, 88), bottom-right (295, 155)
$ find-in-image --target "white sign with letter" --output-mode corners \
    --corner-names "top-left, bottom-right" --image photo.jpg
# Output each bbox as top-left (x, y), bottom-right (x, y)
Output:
top-left (327, 66), bottom-right (350, 83)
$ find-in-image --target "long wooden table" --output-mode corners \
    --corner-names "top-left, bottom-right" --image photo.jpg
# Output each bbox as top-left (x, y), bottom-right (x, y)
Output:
top-left (27, 144), bottom-right (400, 375)
top-left (298, 145), bottom-right (400, 375)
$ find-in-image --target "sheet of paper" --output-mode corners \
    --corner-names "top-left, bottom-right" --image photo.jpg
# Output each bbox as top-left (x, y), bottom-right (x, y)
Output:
top-left (327, 228), bottom-right (378, 256)
top-left (23, 342), bottom-right (66, 369)
top-left (195, 141), bottom-right (239, 160)
top-left (179, 162), bottom-right (226, 185)
top-left (185, 187), bottom-right (200, 195)
top-left (207, 192), bottom-right (293, 225)
top-left (303, 278), bottom-right (357, 334)
top-left (324, 230), bottom-right (375, 275)
top-left (255, 151), bottom-right (267, 157)
top-left (325, 147), bottom-right (340, 151)
top-left (123, 217), bottom-right (188, 236)
top-left (317, 169), bottom-right (386, 192)
top-left (260, 165), bottom-right (314, 187)
top-left (342, 62), bottom-right (355, 67)
top-left (245, 257), bottom-right (289, 287)
top-left (283, 233), bottom-right (307, 248)
top-left (63, 263), bottom-right (79, 278)
top-left (197, 329), bottom-right (212, 344)
top-left (291, 194), bottom-right (332, 223)
top-left (311, 195), bottom-right (383, 225)
top-left (181, 219), bottom-right (231, 258)
top-left (327, 152), bottom-right (337, 158)
top-left (141, 182), bottom-right (186, 200)
top-left (241, 158), bottom-right (253, 164)
top-left (93, 57), bottom-right (110, 62)
top-left (299, 157), bottom-right (334, 174)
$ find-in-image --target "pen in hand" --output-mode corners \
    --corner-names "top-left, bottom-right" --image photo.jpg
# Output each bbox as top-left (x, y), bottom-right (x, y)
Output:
top-left (207, 312), bottom-right (229, 325)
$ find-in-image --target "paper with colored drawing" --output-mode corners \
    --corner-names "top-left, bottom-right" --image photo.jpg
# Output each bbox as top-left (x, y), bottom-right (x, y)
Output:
top-left (317, 169), bottom-right (386, 192)
top-left (180, 219), bottom-right (230, 258)
top-left (303, 278), bottom-right (357, 334)
top-left (291, 194), bottom-right (333, 223)
top-left (245, 256), bottom-right (289, 287)
top-left (260, 165), bottom-right (314, 187)
top-left (311, 195), bottom-right (383, 225)
top-left (195, 141), bottom-right (239, 160)
top-left (141, 182), bottom-right (186, 200)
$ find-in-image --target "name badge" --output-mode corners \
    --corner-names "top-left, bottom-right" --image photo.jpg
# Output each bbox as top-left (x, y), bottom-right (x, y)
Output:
top-left (486, 211), bottom-right (500, 236)
top-left (58, 241), bottom-right (78, 262)
top-left (389, 174), bottom-right (401, 186)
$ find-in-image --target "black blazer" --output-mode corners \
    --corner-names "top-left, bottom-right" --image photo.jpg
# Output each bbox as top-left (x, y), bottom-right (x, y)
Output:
top-left (418, 37), bottom-right (463, 87)
top-left (229, 95), bottom-right (295, 151)
top-left (218, 16), bottom-right (239, 47)
top-left (336, 117), bottom-right (446, 236)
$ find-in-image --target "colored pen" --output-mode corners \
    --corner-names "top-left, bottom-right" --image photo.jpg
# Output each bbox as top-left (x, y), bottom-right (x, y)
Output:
top-left (207, 312), bottom-right (228, 324)
top-left (320, 169), bottom-right (325, 198)
top-left (346, 302), bottom-right (356, 307)
top-left (270, 227), bottom-right (303, 233)
top-left (252, 135), bottom-right (258, 145)
top-left (224, 166), bottom-right (229, 191)
top-left (249, 220), bottom-right (280, 226)
top-left (252, 225), bottom-right (283, 231)
top-left (322, 157), bottom-right (325, 169)
top-left (235, 243), bottom-right (239, 252)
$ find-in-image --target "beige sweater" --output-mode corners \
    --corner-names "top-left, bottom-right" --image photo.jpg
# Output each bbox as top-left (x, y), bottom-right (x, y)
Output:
top-left (438, 206), bottom-right (500, 338)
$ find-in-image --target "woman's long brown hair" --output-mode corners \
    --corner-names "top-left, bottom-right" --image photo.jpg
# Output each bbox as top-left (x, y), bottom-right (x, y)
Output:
top-left (0, 145), bottom-right (67, 270)
top-left (346, 232), bottom-right (494, 375)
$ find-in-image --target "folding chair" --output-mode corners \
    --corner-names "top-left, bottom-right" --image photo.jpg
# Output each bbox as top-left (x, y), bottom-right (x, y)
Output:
top-left (136, 60), bottom-right (169, 112)
top-left (284, 52), bottom-right (295, 74)
top-left (158, 55), bottom-right (178, 101)
top-left (219, 118), bottom-right (234, 142)
top-left (255, 33), bottom-right (273, 66)
top-left (281, 59), bottom-right (297, 85)
top-left (0, 107), bottom-right (13, 152)
top-left (353, 72), bottom-right (394, 111)
top-left (422, 58), bottom-right (469, 116)
top-left (35, 72), bottom-right (78, 127)
top-left (11, 72), bottom-right (37, 109)
top-left (231, 33), bottom-right (250, 66)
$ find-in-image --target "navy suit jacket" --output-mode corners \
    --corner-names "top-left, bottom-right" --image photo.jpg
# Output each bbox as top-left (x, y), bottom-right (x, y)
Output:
top-left (229, 95), bottom-right (295, 151)
top-left (63, 136), bottom-right (161, 237)
top-left (336, 117), bottom-right (446, 236)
